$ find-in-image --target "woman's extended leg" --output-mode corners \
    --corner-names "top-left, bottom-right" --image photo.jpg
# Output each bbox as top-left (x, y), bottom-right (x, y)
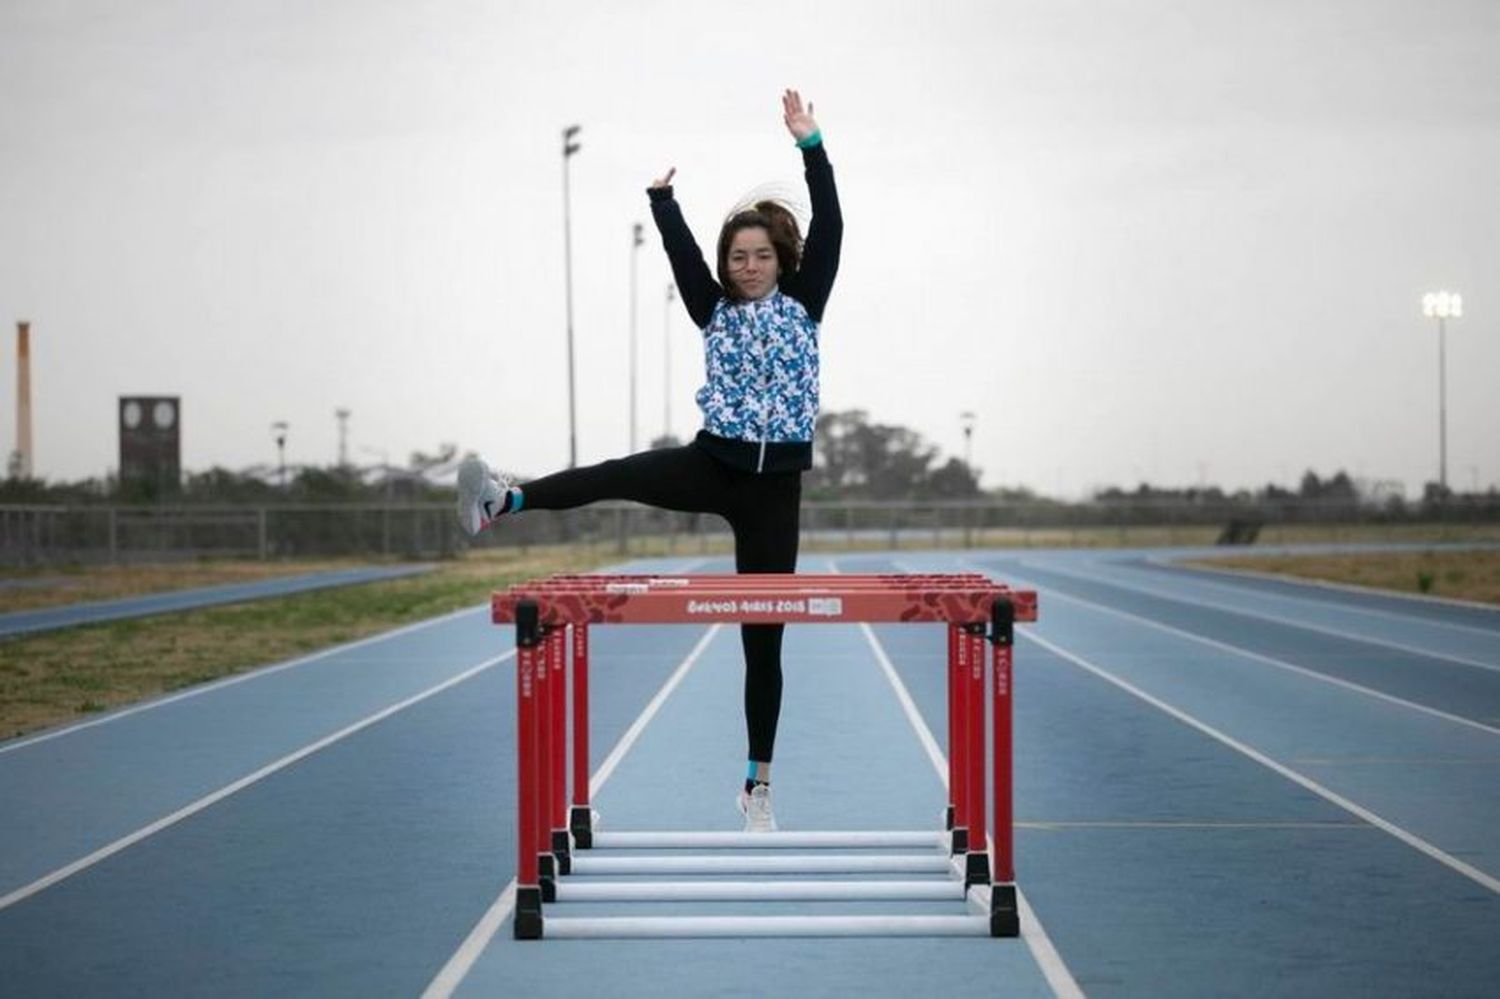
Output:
top-left (515, 444), bottom-right (735, 514)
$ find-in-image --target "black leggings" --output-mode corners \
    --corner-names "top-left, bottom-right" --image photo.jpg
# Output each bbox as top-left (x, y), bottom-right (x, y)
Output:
top-left (521, 443), bottom-right (801, 763)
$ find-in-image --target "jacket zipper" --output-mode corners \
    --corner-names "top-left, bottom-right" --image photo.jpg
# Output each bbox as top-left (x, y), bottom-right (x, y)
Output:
top-left (757, 299), bottom-right (772, 473)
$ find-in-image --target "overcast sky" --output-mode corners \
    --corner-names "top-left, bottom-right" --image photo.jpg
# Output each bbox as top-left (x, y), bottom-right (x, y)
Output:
top-left (2, 0), bottom-right (1496, 498)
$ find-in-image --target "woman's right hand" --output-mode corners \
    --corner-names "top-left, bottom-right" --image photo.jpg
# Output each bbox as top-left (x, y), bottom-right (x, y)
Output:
top-left (649, 167), bottom-right (676, 190)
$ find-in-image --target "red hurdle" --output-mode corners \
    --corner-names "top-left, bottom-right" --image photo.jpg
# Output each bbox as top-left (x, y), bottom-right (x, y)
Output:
top-left (494, 573), bottom-right (1036, 940)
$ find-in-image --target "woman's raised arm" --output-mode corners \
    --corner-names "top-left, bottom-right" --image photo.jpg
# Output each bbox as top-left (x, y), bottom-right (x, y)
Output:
top-left (783, 89), bottom-right (842, 322)
top-left (647, 166), bottom-right (722, 328)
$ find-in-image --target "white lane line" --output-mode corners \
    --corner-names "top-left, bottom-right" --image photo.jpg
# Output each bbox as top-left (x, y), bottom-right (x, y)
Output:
top-left (1289, 756), bottom-right (1500, 765)
top-left (857, 622), bottom-right (948, 786)
top-left (0, 602), bottom-right (491, 755)
top-left (0, 650), bottom-right (510, 913)
top-left (857, 627), bottom-right (1083, 999)
top-left (865, 560), bottom-right (1084, 999)
top-left (1018, 820), bottom-right (1369, 830)
top-left (1128, 556), bottom-right (1500, 643)
top-left (421, 883), bottom-right (516, 999)
top-left (1001, 572), bottom-right (1500, 739)
top-left (1015, 888), bottom-right (1079, 998)
top-left (422, 624), bottom-right (723, 998)
top-left (1018, 559), bottom-right (1500, 675)
top-left (590, 625), bottom-right (724, 796)
top-left (1154, 555), bottom-right (1500, 625)
top-left (1021, 628), bottom-right (1500, 895)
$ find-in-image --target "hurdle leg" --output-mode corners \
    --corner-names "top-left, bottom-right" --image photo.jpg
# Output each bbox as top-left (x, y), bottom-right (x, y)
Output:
top-left (549, 627), bottom-right (571, 875)
top-left (535, 627), bottom-right (556, 901)
top-left (950, 623), bottom-right (969, 857)
top-left (990, 597), bottom-right (1018, 937)
top-left (945, 624), bottom-right (957, 833)
top-left (514, 601), bottom-right (543, 939)
top-left (964, 624), bottom-right (990, 888)
top-left (570, 623), bottom-right (594, 848)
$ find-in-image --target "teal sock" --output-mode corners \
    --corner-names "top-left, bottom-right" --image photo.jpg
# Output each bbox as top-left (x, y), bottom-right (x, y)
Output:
top-left (744, 761), bottom-right (770, 795)
top-left (501, 487), bottom-right (523, 514)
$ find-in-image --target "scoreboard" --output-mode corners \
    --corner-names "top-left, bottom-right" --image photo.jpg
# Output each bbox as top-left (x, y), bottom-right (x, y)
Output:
top-left (119, 396), bottom-right (181, 498)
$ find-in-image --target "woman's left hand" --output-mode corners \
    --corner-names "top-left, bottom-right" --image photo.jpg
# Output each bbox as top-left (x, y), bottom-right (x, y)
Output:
top-left (782, 88), bottom-right (818, 141)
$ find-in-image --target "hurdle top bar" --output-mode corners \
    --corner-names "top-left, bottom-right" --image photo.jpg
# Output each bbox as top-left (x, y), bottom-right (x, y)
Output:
top-left (492, 573), bottom-right (1037, 627)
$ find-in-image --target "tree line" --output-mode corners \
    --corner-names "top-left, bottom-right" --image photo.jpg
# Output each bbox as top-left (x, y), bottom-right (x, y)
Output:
top-left (1, 408), bottom-right (1494, 517)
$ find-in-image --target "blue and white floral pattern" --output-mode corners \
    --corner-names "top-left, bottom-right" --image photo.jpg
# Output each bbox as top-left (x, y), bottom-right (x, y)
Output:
top-left (695, 290), bottom-right (819, 444)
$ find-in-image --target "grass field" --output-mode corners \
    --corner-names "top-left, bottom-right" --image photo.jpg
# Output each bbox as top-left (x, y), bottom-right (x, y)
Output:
top-left (1188, 549), bottom-right (1500, 606)
top-left (635, 520), bottom-right (1500, 554)
top-left (0, 548), bottom-right (611, 741)
top-left (0, 558), bottom-right (393, 614)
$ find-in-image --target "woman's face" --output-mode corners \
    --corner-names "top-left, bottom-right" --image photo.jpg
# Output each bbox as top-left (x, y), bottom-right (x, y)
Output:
top-left (727, 227), bottom-right (778, 299)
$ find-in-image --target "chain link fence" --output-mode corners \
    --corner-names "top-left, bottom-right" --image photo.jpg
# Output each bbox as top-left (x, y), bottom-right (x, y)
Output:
top-left (3, 498), bottom-right (1497, 567)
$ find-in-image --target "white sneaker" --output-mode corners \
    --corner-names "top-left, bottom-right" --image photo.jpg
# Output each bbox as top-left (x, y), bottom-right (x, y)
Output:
top-left (737, 784), bottom-right (777, 833)
top-left (455, 456), bottom-right (510, 536)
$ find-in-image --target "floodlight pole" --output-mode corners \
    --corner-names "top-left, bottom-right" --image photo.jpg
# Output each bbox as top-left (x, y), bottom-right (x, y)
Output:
top-left (664, 284), bottom-right (676, 440)
top-left (562, 125), bottom-right (581, 468)
top-left (271, 421), bottom-right (289, 492)
top-left (1438, 314), bottom-right (1448, 493)
top-left (335, 408), bottom-right (350, 468)
top-left (1422, 290), bottom-right (1463, 495)
top-left (630, 223), bottom-right (644, 452)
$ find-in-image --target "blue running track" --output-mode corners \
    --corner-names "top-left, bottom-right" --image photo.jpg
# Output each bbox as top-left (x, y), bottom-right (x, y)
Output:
top-left (1, 547), bottom-right (1497, 997)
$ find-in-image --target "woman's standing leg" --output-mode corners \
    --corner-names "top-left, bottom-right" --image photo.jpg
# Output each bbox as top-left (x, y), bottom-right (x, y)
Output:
top-left (730, 470), bottom-right (802, 829)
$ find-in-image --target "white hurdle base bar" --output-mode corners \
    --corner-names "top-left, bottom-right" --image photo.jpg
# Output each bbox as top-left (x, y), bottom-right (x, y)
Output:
top-left (569, 853), bottom-right (951, 876)
top-left (543, 914), bottom-right (992, 939)
top-left (554, 879), bottom-right (966, 902)
top-left (523, 817), bottom-right (1019, 939)
top-left (589, 830), bottom-right (945, 851)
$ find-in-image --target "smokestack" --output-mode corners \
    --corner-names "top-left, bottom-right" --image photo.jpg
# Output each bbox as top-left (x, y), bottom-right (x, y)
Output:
top-left (16, 321), bottom-right (32, 479)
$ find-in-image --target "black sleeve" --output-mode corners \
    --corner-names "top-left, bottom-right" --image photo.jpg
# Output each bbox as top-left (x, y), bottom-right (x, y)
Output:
top-left (648, 187), bottom-right (722, 330)
top-left (784, 142), bottom-right (842, 323)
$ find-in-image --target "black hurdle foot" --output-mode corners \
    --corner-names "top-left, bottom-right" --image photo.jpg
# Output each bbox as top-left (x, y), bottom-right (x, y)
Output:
top-left (965, 850), bottom-right (991, 888)
top-left (538, 854), bottom-right (557, 902)
top-left (990, 882), bottom-right (1019, 937)
top-left (570, 806), bottom-right (594, 849)
top-left (514, 886), bottom-right (543, 940)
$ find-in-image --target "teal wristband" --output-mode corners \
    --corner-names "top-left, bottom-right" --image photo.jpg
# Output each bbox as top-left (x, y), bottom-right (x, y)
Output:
top-left (795, 130), bottom-right (823, 149)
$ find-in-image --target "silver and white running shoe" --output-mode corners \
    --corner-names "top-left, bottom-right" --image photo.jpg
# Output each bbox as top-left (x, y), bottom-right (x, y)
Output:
top-left (455, 456), bottom-right (509, 536)
top-left (737, 784), bottom-right (778, 833)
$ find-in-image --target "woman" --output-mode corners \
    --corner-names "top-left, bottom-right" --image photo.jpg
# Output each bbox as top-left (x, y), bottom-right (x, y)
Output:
top-left (458, 88), bottom-right (841, 832)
